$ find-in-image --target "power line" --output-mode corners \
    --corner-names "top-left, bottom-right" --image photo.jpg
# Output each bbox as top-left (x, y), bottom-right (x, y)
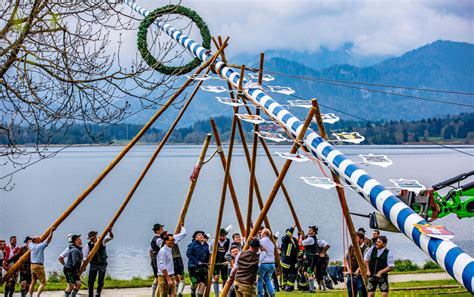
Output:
top-left (286, 93), bottom-right (474, 157)
top-left (265, 71), bottom-right (474, 96)
top-left (264, 72), bottom-right (474, 108)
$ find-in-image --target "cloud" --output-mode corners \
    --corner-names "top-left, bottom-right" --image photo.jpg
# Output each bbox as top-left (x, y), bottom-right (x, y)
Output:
top-left (152, 0), bottom-right (473, 57)
top-left (115, 0), bottom-right (473, 60)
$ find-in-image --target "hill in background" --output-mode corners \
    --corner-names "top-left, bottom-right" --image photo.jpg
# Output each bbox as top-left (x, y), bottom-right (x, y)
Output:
top-left (125, 40), bottom-right (474, 130)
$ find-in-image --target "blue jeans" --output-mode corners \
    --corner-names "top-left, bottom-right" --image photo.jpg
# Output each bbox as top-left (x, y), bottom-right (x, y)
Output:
top-left (258, 263), bottom-right (275, 297)
top-left (346, 274), bottom-right (367, 297)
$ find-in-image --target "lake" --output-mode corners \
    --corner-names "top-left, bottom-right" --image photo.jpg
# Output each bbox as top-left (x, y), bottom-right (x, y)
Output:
top-left (0, 144), bottom-right (473, 279)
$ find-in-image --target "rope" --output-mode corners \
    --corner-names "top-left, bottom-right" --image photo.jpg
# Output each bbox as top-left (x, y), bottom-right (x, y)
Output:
top-left (203, 149), bottom-right (218, 164)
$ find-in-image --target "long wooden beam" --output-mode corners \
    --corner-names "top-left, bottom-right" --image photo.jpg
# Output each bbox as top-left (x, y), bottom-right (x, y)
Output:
top-left (221, 101), bottom-right (317, 297)
top-left (174, 134), bottom-right (213, 234)
top-left (210, 119), bottom-right (246, 237)
top-left (79, 42), bottom-right (228, 274)
top-left (312, 99), bottom-right (368, 288)
top-left (206, 111), bottom-right (239, 297)
top-left (1, 41), bottom-right (226, 284)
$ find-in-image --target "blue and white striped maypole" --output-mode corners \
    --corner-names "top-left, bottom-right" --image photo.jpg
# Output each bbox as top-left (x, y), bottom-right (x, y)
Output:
top-left (124, 0), bottom-right (473, 292)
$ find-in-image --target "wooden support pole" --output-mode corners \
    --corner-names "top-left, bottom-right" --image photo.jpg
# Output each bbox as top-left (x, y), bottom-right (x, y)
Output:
top-left (259, 139), bottom-right (303, 233)
top-left (221, 101), bottom-right (317, 297)
top-left (79, 43), bottom-right (228, 273)
top-left (210, 36), bottom-right (248, 236)
top-left (213, 37), bottom-right (268, 231)
top-left (244, 73), bottom-right (257, 237)
top-left (211, 118), bottom-right (281, 269)
top-left (211, 42), bottom-right (281, 269)
top-left (210, 119), bottom-right (246, 237)
top-left (246, 52), bottom-right (264, 236)
top-left (214, 37), bottom-right (302, 233)
top-left (214, 40), bottom-right (304, 232)
top-left (1, 41), bottom-right (228, 284)
top-left (206, 113), bottom-right (239, 297)
top-left (311, 99), bottom-right (368, 289)
top-left (174, 134), bottom-right (212, 233)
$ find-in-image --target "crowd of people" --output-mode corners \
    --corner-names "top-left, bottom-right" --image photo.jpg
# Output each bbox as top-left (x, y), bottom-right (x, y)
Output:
top-left (148, 223), bottom-right (394, 297)
top-left (1, 228), bottom-right (114, 297)
top-left (1, 224), bottom-right (394, 297)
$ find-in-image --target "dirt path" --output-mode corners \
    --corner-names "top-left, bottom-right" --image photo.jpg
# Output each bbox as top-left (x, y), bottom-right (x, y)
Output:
top-left (31, 272), bottom-right (453, 296)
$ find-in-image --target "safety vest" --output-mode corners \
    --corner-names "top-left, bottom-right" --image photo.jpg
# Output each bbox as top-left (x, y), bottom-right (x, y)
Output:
top-left (280, 235), bottom-right (298, 267)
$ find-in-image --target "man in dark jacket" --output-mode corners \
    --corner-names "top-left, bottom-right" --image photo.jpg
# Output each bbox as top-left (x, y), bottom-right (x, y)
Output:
top-left (84, 229), bottom-right (114, 297)
top-left (280, 227), bottom-right (298, 291)
top-left (64, 235), bottom-right (83, 297)
top-left (186, 231), bottom-right (210, 297)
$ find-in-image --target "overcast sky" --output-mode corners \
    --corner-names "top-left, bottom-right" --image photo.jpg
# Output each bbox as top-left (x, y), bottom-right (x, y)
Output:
top-left (131, 0), bottom-right (473, 57)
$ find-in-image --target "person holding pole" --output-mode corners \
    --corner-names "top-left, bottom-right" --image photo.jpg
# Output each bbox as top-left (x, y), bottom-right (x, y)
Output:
top-left (83, 229), bottom-right (114, 297)
top-left (64, 235), bottom-right (83, 297)
top-left (280, 227), bottom-right (299, 292)
top-left (25, 227), bottom-right (55, 297)
top-left (228, 237), bottom-right (263, 297)
top-left (299, 226), bottom-right (330, 292)
top-left (186, 231), bottom-right (210, 297)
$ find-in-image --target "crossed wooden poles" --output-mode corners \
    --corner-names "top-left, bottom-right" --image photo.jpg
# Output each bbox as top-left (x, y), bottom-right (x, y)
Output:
top-left (2, 36), bottom-right (366, 296)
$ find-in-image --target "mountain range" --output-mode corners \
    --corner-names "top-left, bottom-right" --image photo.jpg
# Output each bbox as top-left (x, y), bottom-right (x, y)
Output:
top-left (126, 40), bottom-right (474, 129)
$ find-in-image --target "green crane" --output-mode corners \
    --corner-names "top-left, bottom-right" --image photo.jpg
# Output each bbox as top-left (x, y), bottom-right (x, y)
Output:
top-left (398, 171), bottom-right (474, 221)
top-left (431, 171), bottom-right (474, 219)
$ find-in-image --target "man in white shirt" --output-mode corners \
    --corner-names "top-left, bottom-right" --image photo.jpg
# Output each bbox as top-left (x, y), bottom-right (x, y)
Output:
top-left (156, 234), bottom-right (176, 297)
top-left (26, 227), bottom-right (55, 297)
top-left (257, 229), bottom-right (275, 297)
top-left (364, 236), bottom-right (394, 297)
top-left (299, 226), bottom-right (330, 292)
top-left (150, 223), bottom-right (165, 297)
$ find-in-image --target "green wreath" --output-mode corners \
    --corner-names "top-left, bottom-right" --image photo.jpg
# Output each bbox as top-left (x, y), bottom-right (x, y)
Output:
top-left (137, 5), bottom-right (211, 76)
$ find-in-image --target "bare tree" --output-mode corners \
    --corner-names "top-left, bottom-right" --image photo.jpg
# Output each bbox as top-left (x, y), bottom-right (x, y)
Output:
top-left (0, 0), bottom-right (197, 189)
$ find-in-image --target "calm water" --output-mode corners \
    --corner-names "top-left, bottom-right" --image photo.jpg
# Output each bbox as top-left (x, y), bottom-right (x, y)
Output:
top-left (0, 144), bottom-right (473, 279)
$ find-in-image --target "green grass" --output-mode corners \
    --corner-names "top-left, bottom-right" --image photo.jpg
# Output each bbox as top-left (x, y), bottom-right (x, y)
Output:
top-left (3, 276), bottom-right (470, 296)
top-left (390, 268), bottom-right (444, 275)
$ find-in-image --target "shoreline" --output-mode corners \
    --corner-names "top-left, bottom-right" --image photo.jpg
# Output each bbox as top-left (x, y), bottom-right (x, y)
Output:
top-left (14, 143), bottom-right (474, 148)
